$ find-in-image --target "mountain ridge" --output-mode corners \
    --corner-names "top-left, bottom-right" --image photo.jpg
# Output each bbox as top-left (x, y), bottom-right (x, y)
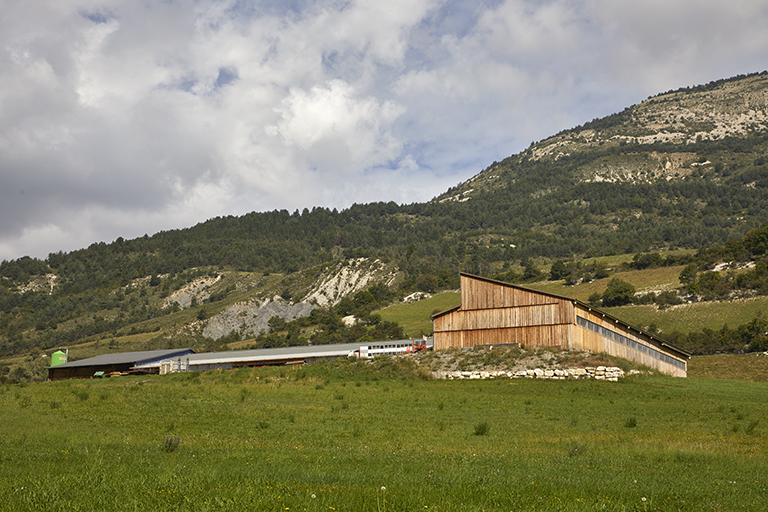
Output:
top-left (440, 71), bottom-right (768, 201)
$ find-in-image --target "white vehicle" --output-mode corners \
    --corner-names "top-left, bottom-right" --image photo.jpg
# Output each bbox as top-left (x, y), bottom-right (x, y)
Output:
top-left (348, 338), bottom-right (429, 359)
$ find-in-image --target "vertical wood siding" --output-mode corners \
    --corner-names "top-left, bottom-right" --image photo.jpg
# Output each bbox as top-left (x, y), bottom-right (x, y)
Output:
top-left (433, 274), bottom-right (688, 377)
top-left (573, 308), bottom-right (687, 377)
top-left (434, 324), bottom-right (572, 350)
top-left (460, 275), bottom-right (560, 310)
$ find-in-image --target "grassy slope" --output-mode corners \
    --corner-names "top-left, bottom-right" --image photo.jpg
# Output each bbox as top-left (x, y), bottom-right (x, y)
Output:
top-left (379, 259), bottom-right (768, 340)
top-left (2, 364), bottom-right (766, 511)
top-left (377, 292), bottom-right (461, 337)
top-left (688, 352), bottom-right (768, 382)
top-left (530, 265), bottom-right (686, 302)
top-left (602, 296), bottom-right (768, 335)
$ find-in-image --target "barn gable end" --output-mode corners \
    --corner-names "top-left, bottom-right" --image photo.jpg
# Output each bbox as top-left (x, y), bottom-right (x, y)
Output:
top-left (433, 273), bottom-right (689, 377)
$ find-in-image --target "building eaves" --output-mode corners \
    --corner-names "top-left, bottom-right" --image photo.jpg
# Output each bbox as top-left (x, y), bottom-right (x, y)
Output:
top-left (431, 304), bottom-right (460, 320)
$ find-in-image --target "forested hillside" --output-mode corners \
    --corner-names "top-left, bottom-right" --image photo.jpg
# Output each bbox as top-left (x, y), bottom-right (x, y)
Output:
top-left (3, 72), bottom-right (768, 379)
top-left (9, 74), bottom-right (768, 287)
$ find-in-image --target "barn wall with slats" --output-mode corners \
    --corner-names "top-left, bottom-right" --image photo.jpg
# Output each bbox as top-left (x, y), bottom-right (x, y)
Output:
top-left (460, 275), bottom-right (561, 310)
top-left (433, 303), bottom-right (573, 332)
top-left (435, 275), bottom-right (577, 351)
top-left (434, 324), bottom-right (573, 350)
top-left (573, 308), bottom-right (687, 377)
top-left (48, 363), bottom-right (135, 381)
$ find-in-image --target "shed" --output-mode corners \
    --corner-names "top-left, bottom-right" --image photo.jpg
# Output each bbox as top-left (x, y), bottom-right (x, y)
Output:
top-left (432, 273), bottom-right (689, 377)
top-left (47, 348), bottom-right (196, 381)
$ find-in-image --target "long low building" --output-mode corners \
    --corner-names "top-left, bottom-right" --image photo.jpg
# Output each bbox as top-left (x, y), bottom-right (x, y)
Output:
top-left (432, 273), bottom-right (690, 377)
top-left (46, 339), bottom-right (433, 379)
top-left (160, 338), bottom-right (433, 373)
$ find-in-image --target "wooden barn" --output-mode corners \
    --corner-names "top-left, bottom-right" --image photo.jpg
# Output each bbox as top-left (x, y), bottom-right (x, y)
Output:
top-left (432, 273), bottom-right (689, 377)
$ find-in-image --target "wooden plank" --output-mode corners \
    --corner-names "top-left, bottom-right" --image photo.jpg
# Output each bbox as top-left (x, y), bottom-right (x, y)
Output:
top-left (573, 308), bottom-right (687, 377)
top-left (460, 275), bottom-right (560, 310)
top-left (434, 325), bottom-right (571, 350)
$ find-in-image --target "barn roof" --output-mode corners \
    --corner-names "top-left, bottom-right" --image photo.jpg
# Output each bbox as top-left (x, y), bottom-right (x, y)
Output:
top-left (47, 348), bottom-right (196, 369)
top-left (177, 338), bottom-right (433, 366)
top-left (434, 273), bottom-right (690, 359)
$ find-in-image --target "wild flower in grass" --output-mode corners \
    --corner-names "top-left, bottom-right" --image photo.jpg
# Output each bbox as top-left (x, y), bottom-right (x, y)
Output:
top-left (377, 485), bottom-right (387, 512)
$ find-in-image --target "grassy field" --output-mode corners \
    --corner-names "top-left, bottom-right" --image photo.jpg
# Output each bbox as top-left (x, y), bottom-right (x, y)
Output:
top-left (602, 296), bottom-right (768, 335)
top-left (377, 292), bottom-right (460, 337)
top-left (531, 265), bottom-right (686, 302)
top-left (688, 352), bottom-right (768, 382)
top-left (2, 361), bottom-right (767, 511)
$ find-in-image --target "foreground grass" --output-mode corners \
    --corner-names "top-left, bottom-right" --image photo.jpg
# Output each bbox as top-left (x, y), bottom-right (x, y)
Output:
top-left (2, 360), bottom-right (766, 511)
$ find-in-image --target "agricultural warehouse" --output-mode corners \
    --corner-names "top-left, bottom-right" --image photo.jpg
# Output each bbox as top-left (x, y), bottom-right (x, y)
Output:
top-left (158, 338), bottom-right (432, 373)
top-left (432, 273), bottom-right (689, 377)
top-left (47, 348), bottom-right (196, 381)
top-left (46, 339), bottom-right (433, 379)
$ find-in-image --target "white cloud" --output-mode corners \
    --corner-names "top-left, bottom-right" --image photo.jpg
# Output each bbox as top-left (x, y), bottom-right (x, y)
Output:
top-left (2, 0), bottom-right (768, 261)
top-left (270, 80), bottom-right (403, 172)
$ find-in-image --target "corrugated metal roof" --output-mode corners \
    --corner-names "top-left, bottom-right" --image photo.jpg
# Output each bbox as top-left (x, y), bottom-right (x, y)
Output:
top-left (172, 339), bottom-right (433, 366)
top-left (48, 349), bottom-right (196, 369)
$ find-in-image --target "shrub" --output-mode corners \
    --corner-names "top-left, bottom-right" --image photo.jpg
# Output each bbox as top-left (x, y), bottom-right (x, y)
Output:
top-left (474, 421), bottom-right (490, 436)
top-left (160, 435), bottom-right (181, 453)
top-left (602, 278), bottom-right (636, 307)
top-left (71, 389), bottom-right (89, 401)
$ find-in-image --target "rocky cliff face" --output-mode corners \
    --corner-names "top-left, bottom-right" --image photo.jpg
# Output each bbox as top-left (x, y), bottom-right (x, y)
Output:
top-left (534, 73), bottom-right (768, 159)
top-left (196, 258), bottom-right (400, 340)
top-left (202, 298), bottom-right (316, 340)
top-left (163, 275), bottom-right (221, 309)
top-left (442, 72), bottom-right (768, 200)
top-left (302, 258), bottom-right (399, 307)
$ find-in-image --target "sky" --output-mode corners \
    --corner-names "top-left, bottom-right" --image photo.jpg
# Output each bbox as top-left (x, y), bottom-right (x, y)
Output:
top-left (2, 0), bottom-right (768, 261)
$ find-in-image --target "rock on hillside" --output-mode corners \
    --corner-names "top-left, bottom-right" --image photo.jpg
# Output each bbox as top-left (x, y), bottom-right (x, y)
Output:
top-left (164, 275), bottom-right (222, 308)
top-left (302, 258), bottom-right (399, 307)
top-left (199, 258), bottom-right (400, 340)
top-left (203, 297), bottom-right (316, 340)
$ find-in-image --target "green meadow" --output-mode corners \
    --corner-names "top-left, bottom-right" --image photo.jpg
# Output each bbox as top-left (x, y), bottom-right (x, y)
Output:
top-left (378, 292), bottom-right (460, 337)
top-left (2, 360), bottom-right (767, 511)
